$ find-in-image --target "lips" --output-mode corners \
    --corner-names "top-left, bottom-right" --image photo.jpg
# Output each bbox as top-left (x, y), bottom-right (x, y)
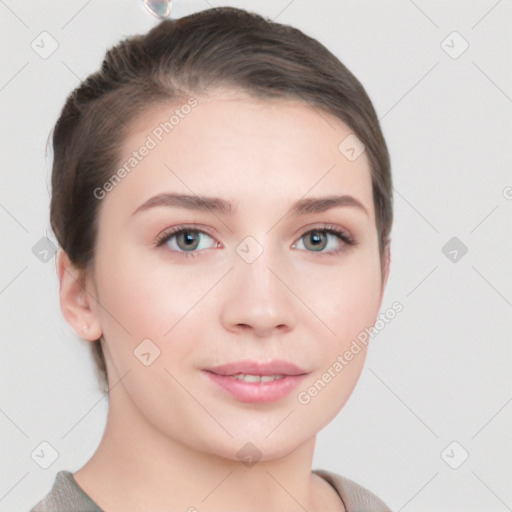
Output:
top-left (205, 359), bottom-right (308, 377)
top-left (202, 360), bottom-right (309, 403)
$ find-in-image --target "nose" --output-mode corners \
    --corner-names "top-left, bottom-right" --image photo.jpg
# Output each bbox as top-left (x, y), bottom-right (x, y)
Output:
top-left (219, 245), bottom-right (298, 338)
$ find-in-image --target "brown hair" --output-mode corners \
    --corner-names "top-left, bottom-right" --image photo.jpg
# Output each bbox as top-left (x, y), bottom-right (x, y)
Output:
top-left (49, 6), bottom-right (393, 394)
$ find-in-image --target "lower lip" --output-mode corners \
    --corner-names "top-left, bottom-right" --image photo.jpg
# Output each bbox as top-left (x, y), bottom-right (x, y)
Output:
top-left (203, 371), bottom-right (307, 403)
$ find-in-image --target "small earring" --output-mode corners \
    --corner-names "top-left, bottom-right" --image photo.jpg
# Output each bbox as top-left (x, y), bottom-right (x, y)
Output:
top-left (143, 0), bottom-right (172, 19)
top-left (83, 325), bottom-right (89, 334)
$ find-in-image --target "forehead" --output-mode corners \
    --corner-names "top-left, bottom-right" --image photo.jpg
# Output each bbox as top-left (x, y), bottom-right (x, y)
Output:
top-left (109, 92), bottom-right (374, 218)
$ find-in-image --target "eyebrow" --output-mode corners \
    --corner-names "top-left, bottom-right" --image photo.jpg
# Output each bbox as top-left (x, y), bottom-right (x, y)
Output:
top-left (131, 193), bottom-right (369, 217)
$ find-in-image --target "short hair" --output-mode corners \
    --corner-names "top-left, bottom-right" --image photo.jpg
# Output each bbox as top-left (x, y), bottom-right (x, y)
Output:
top-left (49, 7), bottom-right (393, 394)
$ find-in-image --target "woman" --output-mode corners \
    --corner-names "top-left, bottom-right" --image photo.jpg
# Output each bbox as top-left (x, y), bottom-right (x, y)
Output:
top-left (30, 6), bottom-right (393, 511)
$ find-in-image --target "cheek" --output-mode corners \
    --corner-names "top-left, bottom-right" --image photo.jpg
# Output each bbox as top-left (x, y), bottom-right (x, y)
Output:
top-left (293, 257), bottom-right (380, 424)
top-left (299, 249), bottom-right (382, 347)
top-left (91, 243), bottom-right (223, 385)
top-left (296, 249), bottom-right (382, 421)
top-left (93, 242), bottom-right (210, 338)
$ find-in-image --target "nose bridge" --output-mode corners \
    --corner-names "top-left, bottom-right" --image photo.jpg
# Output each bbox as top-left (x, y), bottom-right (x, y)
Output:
top-left (243, 250), bottom-right (276, 292)
top-left (219, 236), bottom-right (297, 334)
top-left (236, 237), bottom-right (285, 303)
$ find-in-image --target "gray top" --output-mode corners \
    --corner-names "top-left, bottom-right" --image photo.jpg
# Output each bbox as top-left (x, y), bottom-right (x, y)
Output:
top-left (29, 468), bottom-right (392, 511)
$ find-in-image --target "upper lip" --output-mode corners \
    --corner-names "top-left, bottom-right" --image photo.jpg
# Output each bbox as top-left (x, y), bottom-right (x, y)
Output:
top-left (205, 360), bottom-right (308, 376)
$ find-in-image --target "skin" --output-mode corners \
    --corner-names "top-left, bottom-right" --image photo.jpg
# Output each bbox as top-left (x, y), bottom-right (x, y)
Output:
top-left (58, 89), bottom-right (390, 512)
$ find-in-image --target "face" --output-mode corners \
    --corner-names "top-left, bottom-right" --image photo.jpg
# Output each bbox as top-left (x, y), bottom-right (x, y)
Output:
top-left (76, 91), bottom-right (389, 461)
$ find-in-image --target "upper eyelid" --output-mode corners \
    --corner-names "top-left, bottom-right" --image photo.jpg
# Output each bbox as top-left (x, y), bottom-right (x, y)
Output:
top-left (155, 223), bottom-right (217, 246)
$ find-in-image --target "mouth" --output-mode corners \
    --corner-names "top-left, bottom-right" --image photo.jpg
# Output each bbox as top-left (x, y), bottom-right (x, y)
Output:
top-left (205, 359), bottom-right (308, 377)
top-left (230, 373), bottom-right (287, 382)
top-left (202, 360), bottom-right (309, 403)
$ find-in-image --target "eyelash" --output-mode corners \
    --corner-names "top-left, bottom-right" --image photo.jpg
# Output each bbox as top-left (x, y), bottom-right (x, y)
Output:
top-left (154, 223), bottom-right (357, 259)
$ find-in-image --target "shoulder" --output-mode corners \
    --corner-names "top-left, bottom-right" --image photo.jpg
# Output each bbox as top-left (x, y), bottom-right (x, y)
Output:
top-left (28, 470), bottom-right (103, 512)
top-left (313, 468), bottom-right (392, 512)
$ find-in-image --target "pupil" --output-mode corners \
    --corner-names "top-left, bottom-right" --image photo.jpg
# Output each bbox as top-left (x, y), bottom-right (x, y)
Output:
top-left (180, 232), bottom-right (198, 249)
top-left (308, 230), bottom-right (325, 251)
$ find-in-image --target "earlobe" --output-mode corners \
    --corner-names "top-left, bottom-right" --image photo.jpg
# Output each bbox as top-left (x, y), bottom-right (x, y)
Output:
top-left (57, 249), bottom-right (103, 342)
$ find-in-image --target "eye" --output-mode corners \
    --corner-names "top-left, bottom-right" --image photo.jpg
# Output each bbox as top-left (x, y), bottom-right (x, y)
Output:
top-left (155, 225), bottom-right (219, 257)
top-left (292, 224), bottom-right (356, 254)
top-left (155, 223), bottom-right (357, 258)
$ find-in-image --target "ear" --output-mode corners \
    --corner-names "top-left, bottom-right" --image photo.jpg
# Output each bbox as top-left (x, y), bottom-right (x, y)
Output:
top-left (56, 249), bottom-right (103, 342)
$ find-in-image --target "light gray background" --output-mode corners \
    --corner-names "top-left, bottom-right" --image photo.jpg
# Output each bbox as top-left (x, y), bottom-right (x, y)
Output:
top-left (1, 1), bottom-right (511, 511)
